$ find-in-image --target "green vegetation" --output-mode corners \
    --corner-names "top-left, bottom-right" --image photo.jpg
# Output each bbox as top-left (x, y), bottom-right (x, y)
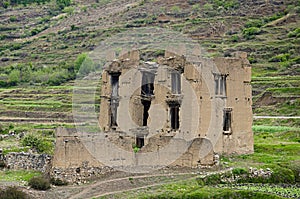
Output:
top-left (28, 176), bottom-right (51, 190)
top-left (21, 134), bottom-right (54, 154)
top-left (50, 177), bottom-right (68, 186)
top-left (107, 179), bottom-right (288, 199)
top-left (0, 62), bottom-right (75, 87)
top-left (0, 170), bottom-right (41, 182)
top-left (0, 186), bottom-right (29, 199)
top-left (242, 27), bottom-right (261, 39)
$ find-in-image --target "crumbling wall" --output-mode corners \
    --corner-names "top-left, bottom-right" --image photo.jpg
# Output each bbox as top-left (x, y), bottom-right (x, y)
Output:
top-left (3, 152), bottom-right (51, 173)
top-left (213, 52), bottom-right (253, 154)
top-left (52, 50), bottom-right (253, 183)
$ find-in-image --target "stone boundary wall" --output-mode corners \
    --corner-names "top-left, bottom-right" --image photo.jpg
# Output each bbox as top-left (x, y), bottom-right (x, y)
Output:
top-left (51, 166), bottom-right (115, 184)
top-left (3, 152), bottom-right (52, 173)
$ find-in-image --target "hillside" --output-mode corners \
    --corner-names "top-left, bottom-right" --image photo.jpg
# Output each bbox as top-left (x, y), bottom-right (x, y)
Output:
top-left (0, 0), bottom-right (299, 198)
top-left (0, 0), bottom-right (300, 121)
top-left (0, 0), bottom-right (299, 147)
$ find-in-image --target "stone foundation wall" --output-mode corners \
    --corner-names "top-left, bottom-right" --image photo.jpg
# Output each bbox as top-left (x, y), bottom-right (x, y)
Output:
top-left (3, 152), bottom-right (52, 173)
top-left (51, 166), bottom-right (115, 184)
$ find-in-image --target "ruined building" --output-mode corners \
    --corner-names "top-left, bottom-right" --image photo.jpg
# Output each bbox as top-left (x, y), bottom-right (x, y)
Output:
top-left (52, 50), bottom-right (253, 182)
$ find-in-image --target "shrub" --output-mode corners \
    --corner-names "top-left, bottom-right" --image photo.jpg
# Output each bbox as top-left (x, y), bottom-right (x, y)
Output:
top-left (269, 53), bottom-right (290, 62)
top-left (28, 176), bottom-right (51, 190)
top-left (2, 1), bottom-right (10, 8)
top-left (197, 173), bottom-right (223, 185)
top-left (50, 178), bottom-right (68, 186)
top-left (232, 167), bottom-right (248, 175)
top-left (9, 16), bottom-right (17, 22)
top-left (77, 55), bottom-right (95, 76)
top-left (21, 134), bottom-right (53, 154)
top-left (270, 167), bottom-right (295, 183)
top-left (230, 35), bottom-right (239, 42)
top-left (203, 3), bottom-right (213, 11)
top-left (0, 186), bottom-right (29, 199)
top-left (288, 28), bottom-right (300, 38)
top-left (170, 5), bottom-right (181, 15)
top-left (245, 19), bottom-right (263, 28)
top-left (56, 0), bottom-right (71, 9)
top-left (8, 69), bottom-right (20, 86)
top-left (242, 27), bottom-right (261, 39)
top-left (63, 6), bottom-right (74, 15)
top-left (0, 160), bottom-right (6, 168)
top-left (192, 4), bottom-right (200, 12)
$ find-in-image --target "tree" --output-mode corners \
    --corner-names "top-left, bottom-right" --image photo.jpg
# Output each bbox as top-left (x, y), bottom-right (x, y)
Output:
top-left (8, 69), bottom-right (20, 86)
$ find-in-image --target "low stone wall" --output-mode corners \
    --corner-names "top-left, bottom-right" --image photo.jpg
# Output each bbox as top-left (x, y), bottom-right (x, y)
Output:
top-left (51, 166), bottom-right (115, 184)
top-left (4, 152), bottom-right (52, 173)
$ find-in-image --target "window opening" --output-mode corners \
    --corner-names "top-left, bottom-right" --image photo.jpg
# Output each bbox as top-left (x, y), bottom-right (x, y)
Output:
top-left (136, 137), bottom-right (145, 148)
top-left (141, 71), bottom-right (155, 96)
top-left (223, 108), bottom-right (232, 132)
top-left (171, 72), bottom-right (181, 94)
top-left (214, 74), bottom-right (227, 96)
top-left (110, 73), bottom-right (120, 127)
top-left (142, 100), bottom-right (151, 126)
top-left (170, 105), bottom-right (180, 130)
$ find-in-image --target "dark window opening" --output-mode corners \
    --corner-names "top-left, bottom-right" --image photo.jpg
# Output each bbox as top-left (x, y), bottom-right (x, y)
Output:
top-left (110, 73), bottom-right (120, 127)
top-left (136, 137), bottom-right (144, 148)
top-left (214, 74), bottom-right (227, 96)
top-left (215, 76), bottom-right (219, 96)
top-left (223, 109), bottom-right (232, 132)
top-left (171, 72), bottom-right (181, 94)
top-left (170, 105), bottom-right (180, 130)
top-left (142, 100), bottom-right (151, 126)
top-left (110, 101), bottom-right (118, 127)
top-left (111, 73), bottom-right (120, 97)
top-left (141, 72), bottom-right (155, 96)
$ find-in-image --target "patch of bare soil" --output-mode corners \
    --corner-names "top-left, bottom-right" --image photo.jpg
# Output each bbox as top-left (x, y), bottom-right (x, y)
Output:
top-left (255, 91), bottom-right (297, 106)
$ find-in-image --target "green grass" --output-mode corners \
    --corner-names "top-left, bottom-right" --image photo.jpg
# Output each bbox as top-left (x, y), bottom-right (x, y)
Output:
top-left (0, 170), bottom-right (41, 183)
top-left (102, 179), bottom-right (287, 199)
top-left (217, 184), bottom-right (300, 198)
top-left (252, 125), bottom-right (300, 133)
top-left (267, 87), bottom-right (300, 96)
top-left (254, 100), bottom-right (300, 116)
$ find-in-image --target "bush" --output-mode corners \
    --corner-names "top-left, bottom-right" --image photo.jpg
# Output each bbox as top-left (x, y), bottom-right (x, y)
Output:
top-left (171, 5), bottom-right (181, 14)
top-left (269, 53), bottom-right (290, 62)
top-left (197, 173), bottom-right (223, 185)
top-left (50, 178), bottom-right (68, 186)
top-left (8, 69), bottom-right (20, 86)
top-left (230, 35), bottom-right (239, 42)
top-left (2, 1), bottom-right (10, 8)
top-left (0, 160), bottom-right (6, 168)
top-left (77, 55), bottom-right (95, 76)
top-left (288, 28), bottom-right (300, 38)
top-left (56, 0), bottom-right (71, 9)
top-left (232, 167), bottom-right (248, 175)
top-left (21, 134), bottom-right (53, 154)
top-left (242, 27), bottom-right (261, 39)
top-left (0, 186), bottom-right (29, 199)
top-left (245, 19), bottom-right (263, 28)
top-left (192, 4), bottom-right (200, 12)
top-left (9, 16), bottom-right (17, 22)
top-left (28, 176), bottom-right (51, 190)
top-left (270, 167), bottom-right (295, 184)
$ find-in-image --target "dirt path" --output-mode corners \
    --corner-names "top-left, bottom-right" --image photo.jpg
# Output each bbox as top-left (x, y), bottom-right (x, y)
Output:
top-left (44, 168), bottom-right (232, 199)
top-left (68, 173), bottom-right (196, 199)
